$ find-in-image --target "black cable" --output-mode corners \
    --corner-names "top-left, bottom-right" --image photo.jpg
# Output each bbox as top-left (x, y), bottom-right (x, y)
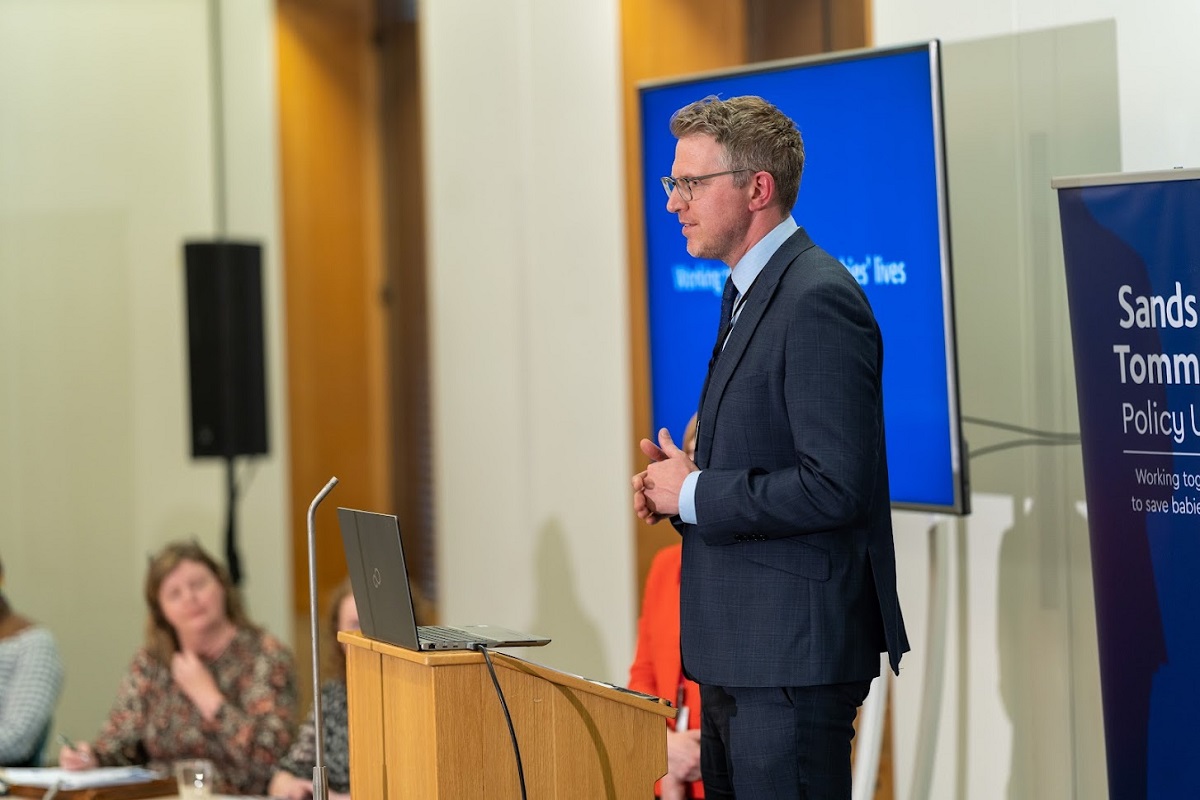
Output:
top-left (969, 437), bottom-right (1080, 459)
top-left (224, 455), bottom-right (241, 585)
top-left (963, 415), bottom-right (1080, 440)
top-left (960, 414), bottom-right (1082, 464)
top-left (478, 645), bottom-right (527, 800)
top-left (224, 460), bottom-right (261, 587)
top-left (234, 459), bottom-right (260, 496)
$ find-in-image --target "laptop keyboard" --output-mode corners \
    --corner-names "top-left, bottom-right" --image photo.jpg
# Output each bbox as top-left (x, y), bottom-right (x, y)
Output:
top-left (419, 625), bottom-right (490, 645)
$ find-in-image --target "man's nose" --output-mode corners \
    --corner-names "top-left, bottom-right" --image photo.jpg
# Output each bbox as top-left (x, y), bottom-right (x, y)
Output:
top-left (666, 188), bottom-right (685, 213)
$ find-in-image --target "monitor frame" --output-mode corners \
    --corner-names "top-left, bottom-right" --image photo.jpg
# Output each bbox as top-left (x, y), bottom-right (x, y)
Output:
top-left (637, 40), bottom-right (969, 515)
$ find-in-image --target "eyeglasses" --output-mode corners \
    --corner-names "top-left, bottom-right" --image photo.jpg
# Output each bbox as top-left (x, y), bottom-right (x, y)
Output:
top-left (661, 169), bottom-right (752, 201)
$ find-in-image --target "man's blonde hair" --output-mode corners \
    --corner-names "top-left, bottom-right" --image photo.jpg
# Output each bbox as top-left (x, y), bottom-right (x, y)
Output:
top-left (669, 95), bottom-right (804, 212)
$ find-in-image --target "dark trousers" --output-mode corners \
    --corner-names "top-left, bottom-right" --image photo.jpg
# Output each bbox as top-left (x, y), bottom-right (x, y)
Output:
top-left (699, 680), bottom-right (873, 799)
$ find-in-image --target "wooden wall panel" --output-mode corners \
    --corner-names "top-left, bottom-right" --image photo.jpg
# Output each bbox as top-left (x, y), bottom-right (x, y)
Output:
top-left (376, 18), bottom-right (435, 603)
top-left (277, 0), bottom-right (390, 616)
top-left (830, 0), bottom-right (873, 52)
top-left (748, 0), bottom-right (871, 60)
top-left (748, 0), bottom-right (826, 61)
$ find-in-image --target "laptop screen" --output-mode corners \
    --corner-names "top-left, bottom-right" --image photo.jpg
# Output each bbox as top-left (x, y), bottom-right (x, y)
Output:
top-left (337, 507), bottom-right (422, 650)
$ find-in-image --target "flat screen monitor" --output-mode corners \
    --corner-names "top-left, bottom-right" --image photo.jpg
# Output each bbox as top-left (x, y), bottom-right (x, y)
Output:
top-left (639, 41), bottom-right (968, 514)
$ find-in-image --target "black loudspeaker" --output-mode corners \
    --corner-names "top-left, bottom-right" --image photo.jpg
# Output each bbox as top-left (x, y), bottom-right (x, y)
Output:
top-left (184, 241), bottom-right (269, 458)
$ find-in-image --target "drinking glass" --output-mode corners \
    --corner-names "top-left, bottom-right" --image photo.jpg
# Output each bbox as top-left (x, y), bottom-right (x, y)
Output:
top-left (174, 759), bottom-right (215, 800)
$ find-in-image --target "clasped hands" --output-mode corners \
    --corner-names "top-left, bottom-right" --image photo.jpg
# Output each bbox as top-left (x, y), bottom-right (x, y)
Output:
top-left (632, 428), bottom-right (697, 525)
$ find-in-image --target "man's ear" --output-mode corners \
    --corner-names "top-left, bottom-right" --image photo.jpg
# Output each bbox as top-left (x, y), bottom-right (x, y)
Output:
top-left (747, 171), bottom-right (775, 212)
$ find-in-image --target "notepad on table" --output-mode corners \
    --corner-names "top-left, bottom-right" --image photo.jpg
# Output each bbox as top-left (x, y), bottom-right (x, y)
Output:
top-left (0, 767), bottom-right (162, 790)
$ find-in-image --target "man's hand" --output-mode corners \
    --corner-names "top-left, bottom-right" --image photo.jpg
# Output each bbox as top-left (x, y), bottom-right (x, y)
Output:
top-left (632, 469), bottom-right (662, 525)
top-left (637, 428), bottom-right (697, 519)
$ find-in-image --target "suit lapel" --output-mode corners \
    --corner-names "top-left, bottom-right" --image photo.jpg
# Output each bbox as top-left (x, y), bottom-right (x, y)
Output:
top-left (697, 228), bottom-right (816, 467)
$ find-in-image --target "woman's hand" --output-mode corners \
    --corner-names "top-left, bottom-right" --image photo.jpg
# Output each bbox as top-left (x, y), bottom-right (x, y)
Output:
top-left (267, 771), bottom-right (314, 800)
top-left (58, 741), bottom-right (96, 770)
top-left (666, 727), bottom-right (702, 782)
top-left (171, 650), bottom-right (225, 720)
top-left (660, 775), bottom-right (688, 800)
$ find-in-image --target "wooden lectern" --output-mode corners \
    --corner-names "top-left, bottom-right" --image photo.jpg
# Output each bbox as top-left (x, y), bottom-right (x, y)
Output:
top-left (339, 630), bottom-right (674, 799)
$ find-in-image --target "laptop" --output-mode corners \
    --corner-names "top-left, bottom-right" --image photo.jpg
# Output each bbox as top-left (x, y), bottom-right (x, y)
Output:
top-left (337, 507), bottom-right (551, 651)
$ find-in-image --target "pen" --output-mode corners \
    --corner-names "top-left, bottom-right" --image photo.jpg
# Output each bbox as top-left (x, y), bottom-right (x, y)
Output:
top-left (56, 735), bottom-right (92, 766)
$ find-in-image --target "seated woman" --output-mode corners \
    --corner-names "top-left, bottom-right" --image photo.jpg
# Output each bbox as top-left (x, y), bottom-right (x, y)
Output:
top-left (59, 541), bottom-right (297, 795)
top-left (0, 553), bottom-right (65, 767)
top-left (268, 580), bottom-right (358, 800)
top-left (268, 577), bottom-right (433, 800)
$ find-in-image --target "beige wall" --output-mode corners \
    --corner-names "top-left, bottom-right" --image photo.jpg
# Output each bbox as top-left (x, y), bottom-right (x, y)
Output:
top-left (420, 0), bottom-right (636, 683)
top-left (0, 0), bottom-right (291, 744)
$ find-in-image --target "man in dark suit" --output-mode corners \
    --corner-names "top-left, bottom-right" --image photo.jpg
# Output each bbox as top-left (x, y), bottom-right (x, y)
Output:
top-left (633, 95), bottom-right (909, 799)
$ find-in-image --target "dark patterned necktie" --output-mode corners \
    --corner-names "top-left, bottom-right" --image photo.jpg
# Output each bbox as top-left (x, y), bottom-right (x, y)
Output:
top-left (711, 276), bottom-right (738, 365)
top-left (695, 276), bottom-right (737, 458)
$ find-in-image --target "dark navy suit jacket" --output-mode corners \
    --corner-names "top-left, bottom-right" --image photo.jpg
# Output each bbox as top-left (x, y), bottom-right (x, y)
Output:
top-left (675, 227), bottom-right (909, 688)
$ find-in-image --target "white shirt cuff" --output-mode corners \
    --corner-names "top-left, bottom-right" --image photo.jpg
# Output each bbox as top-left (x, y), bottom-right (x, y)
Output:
top-left (679, 470), bottom-right (701, 524)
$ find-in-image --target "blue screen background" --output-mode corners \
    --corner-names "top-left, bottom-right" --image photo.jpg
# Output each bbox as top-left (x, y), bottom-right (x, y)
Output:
top-left (639, 45), bottom-right (962, 511)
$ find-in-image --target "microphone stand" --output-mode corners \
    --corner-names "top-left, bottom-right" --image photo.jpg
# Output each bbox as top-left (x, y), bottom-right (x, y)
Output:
top-left (307, 477), bottom-right (339, 800)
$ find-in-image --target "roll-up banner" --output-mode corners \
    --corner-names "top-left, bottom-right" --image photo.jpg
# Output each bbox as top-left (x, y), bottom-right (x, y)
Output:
top-left (1053, 168), bottom-right (1200, 800)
